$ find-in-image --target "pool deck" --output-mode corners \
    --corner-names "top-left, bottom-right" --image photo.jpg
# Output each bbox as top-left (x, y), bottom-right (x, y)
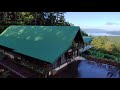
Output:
top-left (51, 56), bottom-right (86, 75)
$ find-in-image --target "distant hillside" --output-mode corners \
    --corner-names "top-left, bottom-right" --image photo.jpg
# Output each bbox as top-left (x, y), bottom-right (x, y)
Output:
top-left (107, 31), bottom-right (120, 35)
top-left (82, 29), bottom-right (107, 33)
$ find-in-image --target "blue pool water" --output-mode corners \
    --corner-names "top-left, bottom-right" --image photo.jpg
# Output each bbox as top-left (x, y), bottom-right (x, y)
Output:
top-left (78, 60), bottom-right (120, 78)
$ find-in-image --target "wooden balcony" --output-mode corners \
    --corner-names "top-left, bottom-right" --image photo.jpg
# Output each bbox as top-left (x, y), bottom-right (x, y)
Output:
top-left (79, 45), bottom-right (93, 53)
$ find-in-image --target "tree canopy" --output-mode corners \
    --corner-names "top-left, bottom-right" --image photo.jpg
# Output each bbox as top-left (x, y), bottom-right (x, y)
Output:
top-left (91, 36), bottom-right (115, 52)
top-left (0, 12), bottom-right (68, 32)
top-left (0, 12), bottom-right (88, 36)
top-left (0, 12), bottom-right (71, 25)
top-left (90, 36), bottom-right (120, 59)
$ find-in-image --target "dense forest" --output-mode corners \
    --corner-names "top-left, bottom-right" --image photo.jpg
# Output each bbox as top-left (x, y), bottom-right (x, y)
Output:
top-left (88, 36), bottom-right (120, 62)
top-left (0, 12), bottom-right (88, 36)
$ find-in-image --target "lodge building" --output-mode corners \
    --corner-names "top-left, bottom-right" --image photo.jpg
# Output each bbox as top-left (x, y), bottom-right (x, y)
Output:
top-left (0, 26), bottom-right (92, 78)
top-left (83, 36), bottom-right (93, 46)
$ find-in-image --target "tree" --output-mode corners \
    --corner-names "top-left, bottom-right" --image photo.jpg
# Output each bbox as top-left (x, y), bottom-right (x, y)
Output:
top-left (104, 41), bottom-right (115, 52)
top-left (81, 30), bottom-right (88, 36)
top-left (91, 36), bottom-right (109, 50)
top-left (0, 12), bottom-right (70, 32)
top-left (0, 12), bottom-right (89, 37)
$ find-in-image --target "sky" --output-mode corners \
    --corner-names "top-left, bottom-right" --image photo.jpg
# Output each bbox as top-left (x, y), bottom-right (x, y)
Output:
top-left (64, 12), bottom-right (120, 31)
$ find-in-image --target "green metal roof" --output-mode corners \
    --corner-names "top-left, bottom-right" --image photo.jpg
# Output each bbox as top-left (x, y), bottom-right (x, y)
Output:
top-left (83, 36), bottom-right (93, 44)
top-left (0, 25), bottom-right (83, 64)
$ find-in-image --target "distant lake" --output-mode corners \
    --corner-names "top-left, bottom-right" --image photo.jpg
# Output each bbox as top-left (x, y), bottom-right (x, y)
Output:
top-left (88, 33), bottom-right (120, 36)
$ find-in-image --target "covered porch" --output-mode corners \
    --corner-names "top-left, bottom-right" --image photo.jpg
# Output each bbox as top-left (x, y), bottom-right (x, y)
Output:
top-left (79, 45), bottom-right (93, 53)
top-left (0, 45), bottom-right (51, 78)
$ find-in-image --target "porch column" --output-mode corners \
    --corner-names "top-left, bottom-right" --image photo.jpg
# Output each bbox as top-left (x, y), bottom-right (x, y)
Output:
top-left (3, 49), bottom-right (4, 55)
top-left (77, 49), bottom-right (79, 56)
top-left (3, 49), bottom-right (5, 60)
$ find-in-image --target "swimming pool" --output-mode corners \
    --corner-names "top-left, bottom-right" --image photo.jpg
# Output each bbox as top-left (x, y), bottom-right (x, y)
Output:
top-left (78, 60), bottom-right (120, 78)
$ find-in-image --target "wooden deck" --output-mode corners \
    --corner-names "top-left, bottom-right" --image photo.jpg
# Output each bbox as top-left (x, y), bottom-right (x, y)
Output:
top-left (50, 56), bottom-right (86, 76)
top-left (0, 59), bottom-right (39, 78)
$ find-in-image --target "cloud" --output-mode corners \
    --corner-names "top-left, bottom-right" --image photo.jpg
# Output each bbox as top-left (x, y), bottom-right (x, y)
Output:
top-left (105, 22), bottom-right (120, 25)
